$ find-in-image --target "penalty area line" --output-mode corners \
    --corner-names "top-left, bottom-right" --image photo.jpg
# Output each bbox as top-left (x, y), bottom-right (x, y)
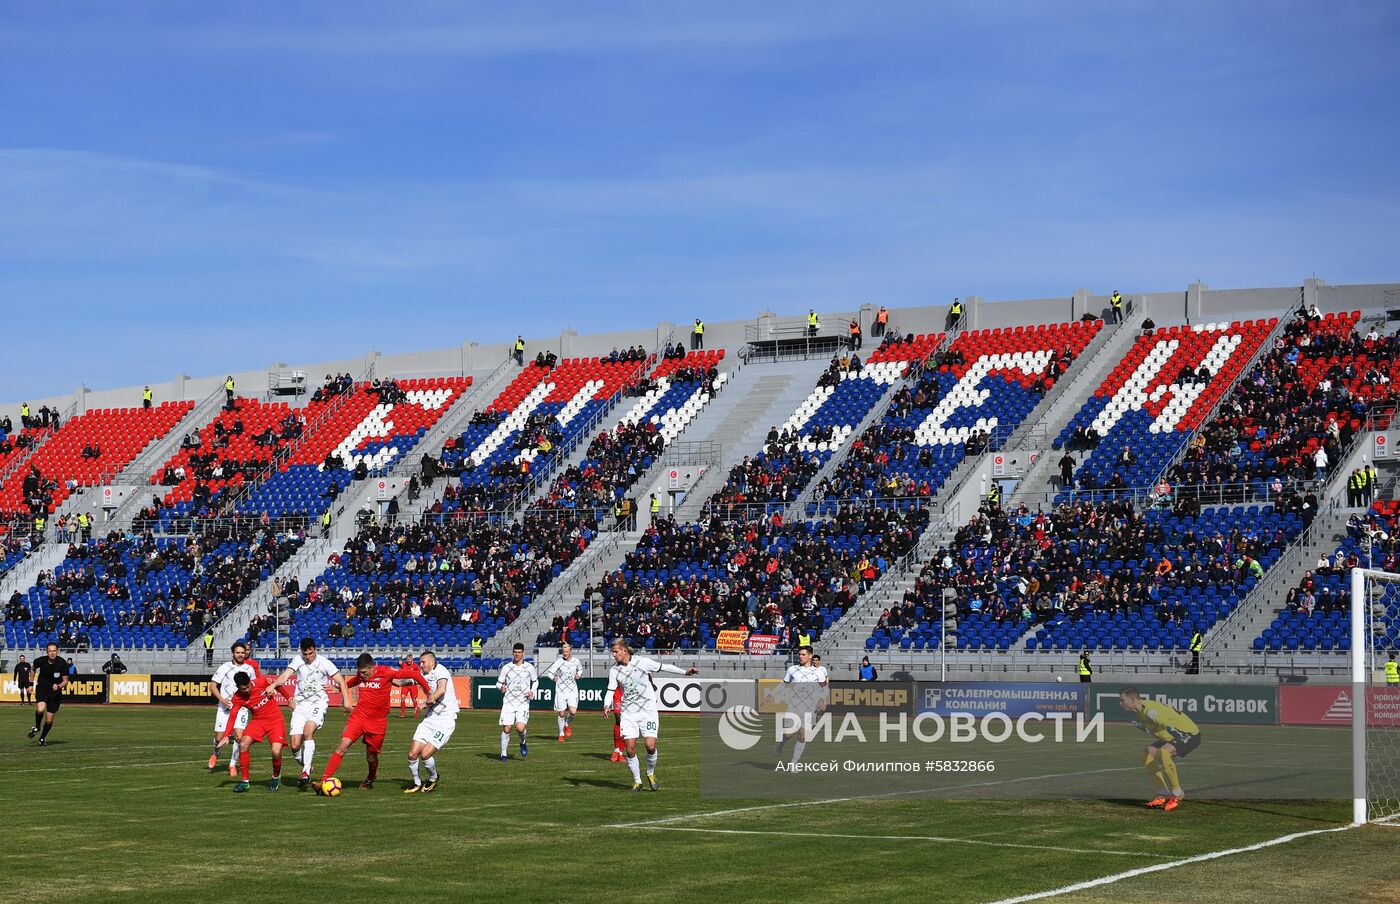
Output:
top-left (985, 823), bottom-right (1358, 903)
top-left (624, 826), bottom-right (1163, 858)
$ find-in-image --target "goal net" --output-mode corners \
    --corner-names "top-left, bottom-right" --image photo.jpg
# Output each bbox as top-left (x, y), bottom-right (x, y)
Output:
top-left (1353, 567), bottom-right (1400, 824)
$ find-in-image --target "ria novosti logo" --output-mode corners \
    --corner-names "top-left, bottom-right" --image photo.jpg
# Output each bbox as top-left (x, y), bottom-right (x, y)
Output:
top-left (718, 705), bottom-right (765, 750)
top-left (716, 704), bottom-right (1105, 750)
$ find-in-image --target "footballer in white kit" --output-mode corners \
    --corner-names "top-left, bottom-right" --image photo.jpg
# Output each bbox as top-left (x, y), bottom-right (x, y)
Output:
top-left (544, 643), bottom-right (584, 741)
top-left (604, 639), bottom-right (697, 791)
top-left (267, 638), bottom-right (351, 788)
top-left (208, 642), bottom-right (259, 774)
top-left (497, 643), bottom-right (538, 761)
top-left (775, 645), bottom-right (829, 765)
top-left (404, 650), bottom-right (459, 793)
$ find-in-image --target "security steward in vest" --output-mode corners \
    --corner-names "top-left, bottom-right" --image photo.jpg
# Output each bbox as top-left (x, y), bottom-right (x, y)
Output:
top-left (692, 318), bottom-right (705, 350)
top-left (1348, 468), bottom-right (1366, 508)
top-left (807, 309), bottom-right (819, 337)
top-left (1078, 650), bottom-right (1092, 683)
top-left (514, 336), bottom-right (526, 366)
top-left (471, 637), bottom-right (483, 657)
top-left (1188, 630), bottom-right (1203, 674)
top-left (947, 298), bottom-right (963, 330)
top-left (224, 375), bottom-right (236, 409)
top-left (986, 482), bottom-right (1001, 508)
top-left (649, 493), bottom-right (661, 519)
top-left (1387, 652), bottom-right (1398, 686)
top-left (1110, 290), bottom-right (1124, 324)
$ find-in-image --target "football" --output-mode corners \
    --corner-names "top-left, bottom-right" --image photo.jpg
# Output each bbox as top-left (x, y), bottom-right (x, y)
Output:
top-left (320, 778), bottom-right (342, 797)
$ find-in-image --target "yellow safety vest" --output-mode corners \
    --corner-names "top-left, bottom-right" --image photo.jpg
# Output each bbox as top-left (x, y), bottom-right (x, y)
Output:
top-left (1110, 292), bottom-right (1123, 310)
top-left (650, 497), bottom-right (660, 514)
top-left (694, 321), bottom-right (704, 336)
top-left (1077, 656), bottom-right (1091, 676)
top-left (225, 379), bottom-right (234, 391)
top-left (987, 484), bottom-right (1001, 504)
top-left (34, 516), bottom-right (45, 531)
top-left (471, 638), bottom-right (483, 656)
top-left (321, 511), bottom-right (331, 527)
top-left (77, 513), bottom-right (89, 528)
top-left (1387, 661), bottom-right (1399, 684)
top-left (204, 633), bottom-right (214, 650)
top-left (143, 389), bottom-right (152, 402)
top-left (808, 312), bottom-right (819, 328)
top-left (1190, 632), bottom-right (1203, 652)
top-left (797, 632), bottom-right (812, 648)
top-left (950, 301), bottom-right (963, 315)
top-left (515, 338), bottom-right (525, 352)
top-left (20, 404), bottom-right (29, 419)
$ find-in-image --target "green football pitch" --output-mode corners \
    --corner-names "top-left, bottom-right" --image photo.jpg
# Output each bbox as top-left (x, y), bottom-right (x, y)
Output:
top-left (2, 705), bottom-right (1396, 904)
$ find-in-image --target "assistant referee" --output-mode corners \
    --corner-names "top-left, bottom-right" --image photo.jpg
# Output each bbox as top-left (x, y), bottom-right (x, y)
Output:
top-left (28, 643), bottom-right (69, 746)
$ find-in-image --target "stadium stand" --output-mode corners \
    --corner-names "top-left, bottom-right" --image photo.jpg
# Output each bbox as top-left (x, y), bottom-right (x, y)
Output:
top-left (2, 521), bottom-right (305, 652)
top-left (437, 354), bottom-right (649, 514)
top-left (1055, 318), bottom-right (1277, 496)
top-left (1254, 499), bottom-right (1400, 652)
top-left (280, 514), bottom-right (598, 669)
top-left (815, 321), bottom-right (1099, 511)
top-left (233, 377), bottom-right (470, 521)
top-left (0, 402), bottom-right (193, 518)
top-left (1166, 310), bottom-right (1400, 498)
top-left (538, 507), bottom-right (927, 651)
top-left (870, 494), bottom-right (1304, 653)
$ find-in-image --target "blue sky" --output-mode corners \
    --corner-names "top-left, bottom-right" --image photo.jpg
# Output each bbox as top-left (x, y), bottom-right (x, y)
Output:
top-left (1, 1), bottom-right (1397, 400)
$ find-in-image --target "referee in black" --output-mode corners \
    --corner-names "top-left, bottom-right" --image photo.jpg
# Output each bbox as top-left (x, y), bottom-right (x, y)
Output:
top-left (28, 643), bottom-right (69, 746)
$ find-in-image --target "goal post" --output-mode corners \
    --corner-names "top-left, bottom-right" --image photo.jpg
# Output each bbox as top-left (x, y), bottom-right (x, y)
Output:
top-left (1352, 566), bottom-right (1400, 825)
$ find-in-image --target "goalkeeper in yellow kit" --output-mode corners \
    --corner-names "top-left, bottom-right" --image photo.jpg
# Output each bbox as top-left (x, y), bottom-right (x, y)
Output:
top-left (1118, 687), bottom-right (1201, 811)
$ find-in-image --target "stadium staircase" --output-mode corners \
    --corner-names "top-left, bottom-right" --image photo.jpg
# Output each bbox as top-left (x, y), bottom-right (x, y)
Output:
top-left (490, 528), bottom-right (636, 657)
top-left (0, 542), bottom-right (68, 606)
top-left (670, 358), bottom-right (831, 521)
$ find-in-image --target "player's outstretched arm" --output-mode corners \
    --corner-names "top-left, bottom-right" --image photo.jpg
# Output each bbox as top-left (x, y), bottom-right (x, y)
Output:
top-left (392, 665), bottom-right (431, 694)
top-left (336, 673), bottom-right (353, 711)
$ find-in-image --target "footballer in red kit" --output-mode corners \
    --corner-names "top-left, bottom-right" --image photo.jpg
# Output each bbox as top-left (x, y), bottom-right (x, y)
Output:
top-left (398, 657), bottom-right (423, 718)
top-left (610, 683), bottom-right (625, 762)
top-left (320, 653), bottom-right (430, 791)
top-left (217, 671), bottom-right (293, 793)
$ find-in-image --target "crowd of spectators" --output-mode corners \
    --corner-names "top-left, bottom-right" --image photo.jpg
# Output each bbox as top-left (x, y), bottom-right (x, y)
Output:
top-left (537, 506), bottom-right (927, 650)
top-left (4, 520), bottom-right (305, 650)
top-left (1165, 309), bottom-right (1400, 494)
top-left (531, 420), bottom-right (665, 516)
top-left (292, 513), bottom-right (598, 640)
top-left (892, 495), bottom-right (1297, 636)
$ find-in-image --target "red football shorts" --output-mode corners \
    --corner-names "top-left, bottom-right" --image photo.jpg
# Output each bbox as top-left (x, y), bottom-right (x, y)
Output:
top-left (243, 716), bottom-right (286, 746)
top-left (342, 714), bottom-right (387, 753)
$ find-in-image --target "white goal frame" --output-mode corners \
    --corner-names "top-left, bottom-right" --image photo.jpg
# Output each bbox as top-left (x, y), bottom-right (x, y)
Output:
top-left (1352, 566), bottom-right (1400, 825)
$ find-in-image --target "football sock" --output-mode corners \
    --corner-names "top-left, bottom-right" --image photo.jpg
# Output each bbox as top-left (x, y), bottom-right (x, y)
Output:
top-left (39, 720), bottom-right (52, 740)
top-left (613, 723), bottom-right (623, 750)
top-left (323, 751), bottom-right (343, 780)
top-left (229, 743), bottom-right (239, 765)
top-left (500, 732), bottom-right (510, 756)
top-left (271, 754), bottom-right (282, 779)
top-left (558, 715), bottom-right (566, 734)
top-left (424, 757), bottom-right (437, 781)
top-left (408, 758), bottom-right (421, 784)
top-left (790, 741), bottom-right (806, 766)
top-left (302, 739), bottom-right (316, 774)
top-left (626, 754), bottom-right (642, 784)
top-left (240, 749), bottom-right (251, 781)
top-left (565, 712), bottom-right (574, 725)
top-left (646, 750), bottom-right (657, 773)
top-left (366, 758), bottom-right (379, 782)
top-left (1144, 752), bottom-right (1168, 791)
top-left (34, 710), bottom-right (42, 730)
top-left (519, 729), bottom-right (527, 747)
top-left (293, 746), bottom-right (303, 766)
top-left (1160, 750), bottom-right (1181, 795)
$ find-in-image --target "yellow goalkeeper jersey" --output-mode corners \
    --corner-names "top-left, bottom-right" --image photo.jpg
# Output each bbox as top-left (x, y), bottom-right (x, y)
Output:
top-left (1134, 697), bottom-right (1200, 743)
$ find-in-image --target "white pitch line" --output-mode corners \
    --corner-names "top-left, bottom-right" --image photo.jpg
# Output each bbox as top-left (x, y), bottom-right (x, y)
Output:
top-left (631, 826), bottom-right (1164, 858)
top-left (985, 824), bottom-right (1358, 904)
